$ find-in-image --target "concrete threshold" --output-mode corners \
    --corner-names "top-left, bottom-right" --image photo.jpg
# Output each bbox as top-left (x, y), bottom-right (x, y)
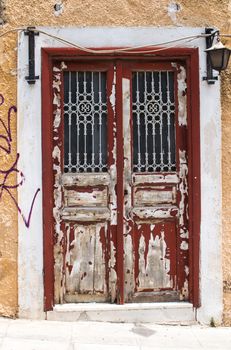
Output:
top-left (46, 302), bottom-right (196, 324)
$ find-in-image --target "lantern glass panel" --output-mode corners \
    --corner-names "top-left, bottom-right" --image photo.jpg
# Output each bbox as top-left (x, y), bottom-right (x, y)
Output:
top-left (222, 49), bottom-right (231, 69)
top-left (209, 48), bottom-right (231, 71)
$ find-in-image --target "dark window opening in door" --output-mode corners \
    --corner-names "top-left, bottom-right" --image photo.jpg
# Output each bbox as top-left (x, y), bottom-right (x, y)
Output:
top-left (63, 71), bottom-right (108, 173)
top-left (132, 71), bottom-right (176, 173)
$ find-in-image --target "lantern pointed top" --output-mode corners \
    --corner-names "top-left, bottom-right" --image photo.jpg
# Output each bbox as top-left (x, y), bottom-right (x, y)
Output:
top-left (205, 41), bottom-right (226, 51)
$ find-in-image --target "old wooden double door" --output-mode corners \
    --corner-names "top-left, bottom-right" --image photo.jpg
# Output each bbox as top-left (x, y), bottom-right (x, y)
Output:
top-left (52, 60), bottom-right (190, 304)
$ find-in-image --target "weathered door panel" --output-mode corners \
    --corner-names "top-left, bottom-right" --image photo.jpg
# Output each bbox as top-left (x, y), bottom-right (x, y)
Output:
top-left (52, 62), bottom-right (117, 303)
top-left (63, 222), bottom-right (108, 302)
top-left (133, 222), bottom-right (177, 302)
top-left (123, 62), bottom-right (189, 302)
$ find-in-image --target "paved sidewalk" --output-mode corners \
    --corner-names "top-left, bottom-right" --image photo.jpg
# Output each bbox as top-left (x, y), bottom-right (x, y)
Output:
top-left (0, 318), bottom-right (231, 350)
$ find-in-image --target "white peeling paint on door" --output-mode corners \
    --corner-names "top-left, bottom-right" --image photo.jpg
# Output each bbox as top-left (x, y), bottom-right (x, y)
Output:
top-left (52, 65), bottom-right (65, 304)
top-left (172, 63), bottom-right (187, 126)
top-left (122, 77), bottom-right (135, 301)
top-left (64, 187), bottom-right (108, 207)
top-left (64, 223), bottom-right (107, 302)
top-left (134, 173), bottom-right (179, 184)
top-left (108, 67), bottom-right (118, 301)
top-left (124, 233), bottom-right (134, 301)
top-left (134, 187), bottom-right (176, 206)
top-left (138, 230), bottom-right (172, 290)
top-left (109, 240), bottom-right (117, 302)
top-left (178, 150), bottom-right (189, 238)
top-left (123, 77), bottom-right (132, 222)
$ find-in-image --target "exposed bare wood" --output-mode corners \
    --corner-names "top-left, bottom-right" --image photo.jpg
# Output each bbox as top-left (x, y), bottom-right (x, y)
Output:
top-left (133, 174), bottom-right (179, 185)
top-left (138, 232), bottom-right (172, 290)
top-left (133, 206), bottom-right (178, 219)
top-left (64, 187), bottom-right (108, 207)
top-left (134, 187), bottom-right (176, 206)
top-left (64, 223), bottom-right (107, 297)
top-left (62, 207), bottom-right (110, 222)
top-left (62, 173), bottom-right (110, 186)
top-left (131, 291), bottom-right (179, 302)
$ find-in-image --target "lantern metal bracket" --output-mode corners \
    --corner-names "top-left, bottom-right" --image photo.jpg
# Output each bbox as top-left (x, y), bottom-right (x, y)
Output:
top-left (25, 27), bottom-right (39, 84)
top-left (203, 28), bottom-right (219, 84)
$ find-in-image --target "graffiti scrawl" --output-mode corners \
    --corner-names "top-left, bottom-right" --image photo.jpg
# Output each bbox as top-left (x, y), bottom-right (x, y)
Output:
top-left (0, 94), bottom-right (40, 228)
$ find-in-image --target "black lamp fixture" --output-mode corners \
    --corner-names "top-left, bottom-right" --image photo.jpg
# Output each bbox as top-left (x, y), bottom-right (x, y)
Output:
top-left (203, 28), bottom-right (231, 84)
top-left (205, 41), bottom-right (231, 71)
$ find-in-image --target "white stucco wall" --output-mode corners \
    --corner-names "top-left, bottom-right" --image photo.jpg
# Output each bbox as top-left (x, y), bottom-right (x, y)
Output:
top-left (17, 27), bottom-right (222, 323)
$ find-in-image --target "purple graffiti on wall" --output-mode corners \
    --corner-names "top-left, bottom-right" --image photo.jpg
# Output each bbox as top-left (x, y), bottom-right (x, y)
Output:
top-left (0, 94), bottom-right (40, 228)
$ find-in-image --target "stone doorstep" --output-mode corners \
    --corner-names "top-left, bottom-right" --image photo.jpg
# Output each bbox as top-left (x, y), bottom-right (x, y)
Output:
top-left (46, 302), bottom-right (196, 323)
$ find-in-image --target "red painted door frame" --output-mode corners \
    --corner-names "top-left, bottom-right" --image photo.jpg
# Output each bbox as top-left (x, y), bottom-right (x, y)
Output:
top-left (42, 47), bottom-right (200, 311)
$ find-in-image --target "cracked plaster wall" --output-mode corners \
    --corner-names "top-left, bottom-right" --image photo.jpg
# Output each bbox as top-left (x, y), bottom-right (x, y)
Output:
top-left (0, 0), bottom-right (230, 323)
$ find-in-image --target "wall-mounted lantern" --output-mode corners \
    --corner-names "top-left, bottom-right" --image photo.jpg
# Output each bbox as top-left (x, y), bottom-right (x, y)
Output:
top-left (205, 41), bottom-right (231, 72)
top-left (203, 28), bottom-right (231, 84)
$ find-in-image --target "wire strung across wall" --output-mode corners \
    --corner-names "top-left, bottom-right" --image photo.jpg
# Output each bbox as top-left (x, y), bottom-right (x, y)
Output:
top-left (0, 27), bottom-right (230, 54)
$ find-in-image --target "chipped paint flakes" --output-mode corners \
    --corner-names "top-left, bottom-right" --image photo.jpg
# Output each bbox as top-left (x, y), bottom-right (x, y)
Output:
top-left (53, 70), bottom-right (62, 128)
top-left (123, 76), bottom-right (134, 302)
top-left (180, 241), bottom-right (189, 250)
top-left (64, 187), bottom-right (108, 207)
top-left (53, 64), bottom-right (66, 303)
top-left (61, 207), bottom-right (110, 222)
top-left (134, 187), bottom-right (176, 206)
top-left (52, 145), bottom-right (61, 162)
top-left (180, 228), bottom-right (189, 239)
top-left (172, 64), bottom-right (187, 126)
top-left (138, 231), bottom-right (172, 290)
top-left (61, 61), bottom-right (67, 70)
top-left (53, 66), bottom-right (61, 72)
top-left (179, 149), bottom-right (188, 227)
top-left (109, 67), bottom-right (117, 224)
top-left (178, 147), bottom-right (189, 299)
top-left (133, 206), bottom-right (178, 219)
top-left (124, 233), bottom-right (134, 301)
top-left (53, 108), bottom-right (61, 129)
top-left (62, 173), bottom-right (110, 186)
top-left (185, 265), bottom-right (189, 276)
top-left (52, 76), bottom-right (61, 92)
top-left (109, 163), bottom-right (117, 225)
top-left (180, 279), bottom-right (189, 300)
top-left (123, 77), bottom-right (132, 221)
top-left (134, 173), bottom-right (179, 185)
top-left (109, 70), bottom-right (116, 113)
top-left (109, 241), bottom-right (117, 302)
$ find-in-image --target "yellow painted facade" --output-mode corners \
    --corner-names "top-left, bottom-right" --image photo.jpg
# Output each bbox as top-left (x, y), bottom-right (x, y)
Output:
top-left (0, 0), bottom-right (230, 323)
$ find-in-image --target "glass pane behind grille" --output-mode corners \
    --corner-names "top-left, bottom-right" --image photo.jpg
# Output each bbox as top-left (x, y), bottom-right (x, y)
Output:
top-left (132, 71), bottom-right (176, 173)
top-left (63, 71), bottom-right (107, 173)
